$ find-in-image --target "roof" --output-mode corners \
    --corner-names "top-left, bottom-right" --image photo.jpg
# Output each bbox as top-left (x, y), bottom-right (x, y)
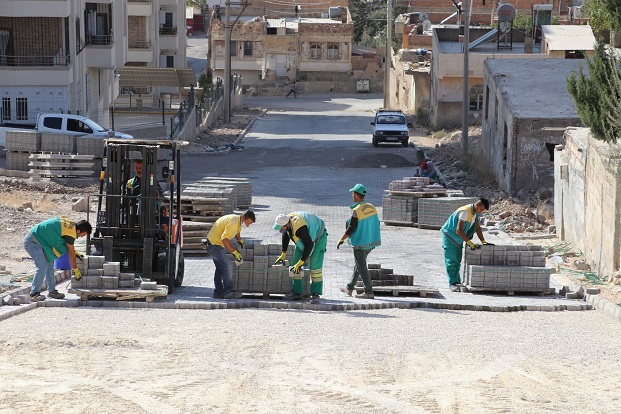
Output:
top-left (485, 59), bottom-right (583, 119)
top-left (118, 68), bottom-right (197, 88)
top-left (541, 25), bottom-right (596, 51)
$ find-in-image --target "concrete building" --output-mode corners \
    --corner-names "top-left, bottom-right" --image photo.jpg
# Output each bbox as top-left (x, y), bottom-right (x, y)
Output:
top-left (555, 127), bottom-right (621, 279)
top-left (481, 59), bottom-right (583, 195)
top-left (208, 1), bottom-right (382, 94)
top-left (540, 24), bottom-right (596, 59)
top-left (0, 0), bottom-right (127, 126)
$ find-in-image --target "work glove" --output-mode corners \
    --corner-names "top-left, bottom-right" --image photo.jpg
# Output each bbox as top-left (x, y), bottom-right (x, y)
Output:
top-left (336, 239), bottom-right (345, 249)
top-left (291, 259), bottom-right (305, 274)
top-left (75, 251), bottom-right (84, 260)
top-left (232, 250), bottom-right (243, 263)
top-left (274, 252), bottom-right (287, 265)
top-left (237, 239), bottom-right (245, 249)
top-left (481, 240), bottom-right (495, 246)
top-left (201, 238), bottom-right (209, 246)
top-left (73, 267), bottom-right (82, 280)
top-left (466, 240), bottom-right (481, 250)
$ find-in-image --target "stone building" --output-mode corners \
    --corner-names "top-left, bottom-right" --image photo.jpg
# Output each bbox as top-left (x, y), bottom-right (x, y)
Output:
top-left (481, 59), bottom-right (582, 195)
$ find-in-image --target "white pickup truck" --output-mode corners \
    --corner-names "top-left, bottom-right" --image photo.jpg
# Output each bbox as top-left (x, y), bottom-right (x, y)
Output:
top-left (0, 113), bottom-right (133, 147)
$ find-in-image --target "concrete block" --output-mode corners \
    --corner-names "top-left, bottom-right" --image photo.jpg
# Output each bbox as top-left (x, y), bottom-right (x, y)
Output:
top-left (87, 256), bottom-right (105, 269)
top-left (140, 281), bottom-right (158, 290)
top-left (119, 272), bottom-right (136, 281)
top-left (253, 243), bottom-right (268, 256)
top-left (118, 280), bottom-right (133, 288)
top-left (101, 276), bottom-right (118, 289)
top-left (102, 262), bottom-right (121, 276)
top-left (586, 287), bottom-right (600, 295)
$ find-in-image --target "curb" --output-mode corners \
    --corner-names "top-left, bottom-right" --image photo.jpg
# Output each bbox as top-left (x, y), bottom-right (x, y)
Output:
top-left (584, 294), bottom-right (621, 323)
top-left (204, 109), bottom-right (267, 155)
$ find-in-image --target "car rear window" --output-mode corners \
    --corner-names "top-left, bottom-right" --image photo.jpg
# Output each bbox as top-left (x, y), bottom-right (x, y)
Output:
top-left (377, 115), bottom-right (405, 125)
top-left (43, 117), bottom-right (62, 130)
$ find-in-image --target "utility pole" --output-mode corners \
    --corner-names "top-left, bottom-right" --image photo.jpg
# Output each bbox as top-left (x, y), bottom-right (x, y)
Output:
top-left (461, 0), bottom-right (472, 155)
top-left (383, 0), bottom-right (392, 108)
top-left (224, 0), bottom-right (231, 123)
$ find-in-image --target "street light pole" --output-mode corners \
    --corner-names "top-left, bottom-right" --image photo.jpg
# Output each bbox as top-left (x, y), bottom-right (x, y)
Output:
top-left (384, 0), bottom-right (392, 108)
top-left (224, 0), bottom-right (231, 123)
top-left (461, 0), bottom-right (472, 155)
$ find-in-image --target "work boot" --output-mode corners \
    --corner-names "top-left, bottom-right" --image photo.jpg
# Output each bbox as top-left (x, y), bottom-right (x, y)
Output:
top-left (339, 287), bottom-right (353, 296)
top-left (449, 283), bottom-right (461, 292)
top-left (284, 290), bottom-right (303, 300)
top-left (356, 292), bottom-right (375, 299)
top-left (309, 294), bottom-right (320, 304)
top-left (30, 292), bottom-right (46, 302)
top-left (223, 291), bottom-right (243, 299)
top-left (48, 290), bottom-right (65, 300)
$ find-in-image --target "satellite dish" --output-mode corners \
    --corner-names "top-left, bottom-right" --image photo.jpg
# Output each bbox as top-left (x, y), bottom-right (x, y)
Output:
top-left (422, 20), bottom-right (432, 31)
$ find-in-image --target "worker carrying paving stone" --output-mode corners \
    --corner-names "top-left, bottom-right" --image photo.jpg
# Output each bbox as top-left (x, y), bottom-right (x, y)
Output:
top-left (440, 198), bottom-right (492, 292)
top-left (23, 216), bottom-right (92, 301)
top-left (203, 210), bottom-right (256, 299)
top-left (337, 184), bottom-right (381, 299)
top-left (273, 212), bottom-right (327, 304)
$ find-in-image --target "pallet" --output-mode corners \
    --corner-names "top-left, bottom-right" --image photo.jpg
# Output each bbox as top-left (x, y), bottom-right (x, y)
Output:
top-left (463, 285), bottom-right (555, 296)
top-left (68, 286), bottom-right (168, 302)
top-left (356, 285), bottom-right (439, 297)
top-left (386, 190), bottom-right (448, 197)
top-left (382, 220), bottom-right (416, 227)
top-left (416, 223), bottom-right (442, 230)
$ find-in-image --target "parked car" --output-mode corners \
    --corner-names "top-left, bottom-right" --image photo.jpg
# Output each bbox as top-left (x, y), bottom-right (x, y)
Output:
top-left (0, 113), bottom-right (133, 147)
top-left (370, 109), bottom-right (412, 147)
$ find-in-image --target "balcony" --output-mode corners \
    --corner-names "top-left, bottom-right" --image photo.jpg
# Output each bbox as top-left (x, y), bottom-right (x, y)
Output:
top-left (127, 40), bottom-right (153, 63)
top-left (159, 26), bottom-right (178, 36)
top-left (0, 53), bottom-right (71, 67)
top-left (83, 39), bottom-right (116, 69)
top-left (86, 34), bottom-right (114, 46)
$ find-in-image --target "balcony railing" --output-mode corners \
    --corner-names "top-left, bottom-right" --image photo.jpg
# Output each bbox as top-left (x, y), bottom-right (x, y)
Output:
top-left (128, 0), bottom-right (152, 2)
top-left (128, 40), bottom-right (152, 49)
top-left (159, 26), bottom-right (177, 36)
top-left (86, 34), bottom-right (114, 46)
top-left (0, 54), bottom-right (71, 67)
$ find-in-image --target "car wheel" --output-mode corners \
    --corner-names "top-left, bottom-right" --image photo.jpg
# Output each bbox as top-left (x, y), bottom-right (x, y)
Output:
top-left (372, 136), bottom-right (379, 147)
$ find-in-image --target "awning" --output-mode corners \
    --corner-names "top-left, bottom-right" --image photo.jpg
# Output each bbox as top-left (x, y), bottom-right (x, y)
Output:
top-left (118, 68), bottom-right (197, 88)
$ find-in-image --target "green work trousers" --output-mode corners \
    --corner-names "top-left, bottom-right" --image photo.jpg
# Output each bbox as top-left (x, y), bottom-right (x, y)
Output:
top-left (347, 248), bottom-right (373, 294)
top-left (442, 235), bottom-right (463, 285)
top-left (291, 230), bottom-right (327, 296)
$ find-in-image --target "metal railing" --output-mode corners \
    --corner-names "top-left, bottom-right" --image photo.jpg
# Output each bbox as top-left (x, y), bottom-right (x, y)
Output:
top-left (159, 26), bottom-right (178, 36)
top-left (196, 77), bottom-right (224, 127)
top-left (128, 40), bottom-right (152, 49)
top-left (0, 54), bottom-right (71, 67)
top-left (170, 85), bottom-right (195, 139)
top-left (86, 34), bottom-right (114, 46)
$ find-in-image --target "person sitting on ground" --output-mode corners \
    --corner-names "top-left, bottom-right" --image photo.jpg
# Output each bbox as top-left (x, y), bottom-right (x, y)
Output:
top-left (420, 160), bottom-right (439, 182)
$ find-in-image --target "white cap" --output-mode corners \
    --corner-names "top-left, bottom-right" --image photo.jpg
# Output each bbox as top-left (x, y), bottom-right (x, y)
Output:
top-left (273, 214), bottom-right (289, 230)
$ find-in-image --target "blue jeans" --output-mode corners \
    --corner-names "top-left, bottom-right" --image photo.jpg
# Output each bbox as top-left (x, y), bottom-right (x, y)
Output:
top-left (206, 244), bottom-right (233, 296)
top-left (23, 234), bottom-right (56, 295)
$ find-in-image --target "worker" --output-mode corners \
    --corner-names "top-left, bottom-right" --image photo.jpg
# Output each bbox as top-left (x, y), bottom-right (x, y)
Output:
top-left (273, 212), bottom-right (327, 304)
top-left (203, 210), bottom-right (256, 299)
top-left (337, 184), bottom-right (381, 299)
top-left (23, 216), bottom-right (92, 301)
top-left (441, 198), bottom-right (492, 292)
top-left (420, 159), bottom-right (439, 181)
top-left (126, 159), bottom-right (165, 227)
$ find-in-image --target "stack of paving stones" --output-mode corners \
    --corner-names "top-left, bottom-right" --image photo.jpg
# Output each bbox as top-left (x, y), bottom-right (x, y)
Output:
top-left (355, 263), bottom-right (415, 288)
top-left (28, 153), bottom-right (95, 180)
top-left (232, 240), bottom-right (310, 296)
top-left (197, 177), bottom-right (253, 208)
top-left (388, 176), bottom-right (431, 191)
top-left (463, 245), bottom-right (552, 292)
top-left (70, 255), bottom-right (141, 290)
top-left (5, 130), bottom-right (43, 171)
top-left (180, 221), bottom-right (215, 256)
top-left (382, 195), bottom-right (418, 223)
top-left (417, 196), bottom-right (477, 228)
top-left (180, 185), bottom-right (236, 217)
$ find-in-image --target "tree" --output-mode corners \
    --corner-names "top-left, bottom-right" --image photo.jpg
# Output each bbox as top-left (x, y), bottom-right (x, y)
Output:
top-left (567, 41), bottom-right (621, 142)
top-left (585, 0), bottom-right (611, 32)
top-left (605, 0), bottom-right (621, 33)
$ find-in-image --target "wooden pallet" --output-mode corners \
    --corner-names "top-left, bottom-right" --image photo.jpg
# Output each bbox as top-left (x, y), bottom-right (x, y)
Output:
top-left (386, 190), bottom-right (448, 197)
top-left (382, 220), bottom-right (416, 227)
top-left (356, 285), bottom-right (439, 297)
top-left (68, 286), bottom-right (168, 302)
top-left (416, 223), bottom-right (442, 230)
top-left (463, 285), bottom-right (555, 296)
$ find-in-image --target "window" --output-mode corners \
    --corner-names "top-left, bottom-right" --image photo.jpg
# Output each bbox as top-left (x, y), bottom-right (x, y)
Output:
top-left (43, 116), bottom-right (63, 130)
top-left (67, 119), bottom-right (92, 133)
top-left (1, 98), bottom-right (10, 122)
top-left (16, 98), bottom-right (27, 121)
top-left (469, 85), bottom-right (483, 111)
top-left (327, 43), bottom-right (339, 59)
top-left (243, 41), bottom-right (253, 57)
top-left (310, 43), bottom-right (321, 59)
top-left (166, 55), bottom-right (174, 68)
top-left (230, 41), bottom-right (237, 57)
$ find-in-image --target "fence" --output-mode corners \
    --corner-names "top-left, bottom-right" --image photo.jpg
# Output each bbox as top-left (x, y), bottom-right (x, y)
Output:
top-left (170, 86), bottom-right (196, 139)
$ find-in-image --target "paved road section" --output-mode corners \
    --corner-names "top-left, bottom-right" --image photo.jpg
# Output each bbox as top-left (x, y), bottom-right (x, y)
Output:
top-left (2, 93), bottom-right (589, 313)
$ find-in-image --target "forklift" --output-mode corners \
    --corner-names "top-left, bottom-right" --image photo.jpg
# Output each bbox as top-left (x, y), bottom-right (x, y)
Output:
top-left (88, 139), bottom-right (187, 293)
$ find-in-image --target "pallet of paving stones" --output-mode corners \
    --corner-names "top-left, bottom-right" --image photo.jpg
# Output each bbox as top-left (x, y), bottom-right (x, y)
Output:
top-left (29, 153), bottom-right (95, 179)
top-left (460, 285), bottom-right (555, 296)
top-left (68, 286), bottom-right (168, 302)
top-left (196, 177), bottom-right (253, 208)
top-left (181, 184), bottom-right (236, 213)
top-left (382, 220), bottom-right (417, 227)
top-left (354, 285), bottom-right (439, 297)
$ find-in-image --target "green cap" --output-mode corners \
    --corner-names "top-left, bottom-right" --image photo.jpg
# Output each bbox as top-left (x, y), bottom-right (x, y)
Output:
top-left (349, 183), bottom-right (366, 195)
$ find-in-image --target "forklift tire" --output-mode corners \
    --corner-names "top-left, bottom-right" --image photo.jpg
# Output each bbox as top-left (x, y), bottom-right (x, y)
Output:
top-left (174, 251), bottom-right (185, 287)
top-left (167, 246), bottom-right (178, 294)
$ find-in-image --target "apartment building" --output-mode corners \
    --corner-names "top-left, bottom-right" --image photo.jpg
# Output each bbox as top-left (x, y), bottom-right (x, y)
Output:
top-left (0, 0), bottom-right (187, 127)
top-left (0, 0), bottom-right (127, 126)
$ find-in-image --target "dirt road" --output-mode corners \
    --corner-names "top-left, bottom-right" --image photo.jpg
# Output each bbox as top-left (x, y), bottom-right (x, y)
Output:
top-left (1, 307), bottom-right (620, 414)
